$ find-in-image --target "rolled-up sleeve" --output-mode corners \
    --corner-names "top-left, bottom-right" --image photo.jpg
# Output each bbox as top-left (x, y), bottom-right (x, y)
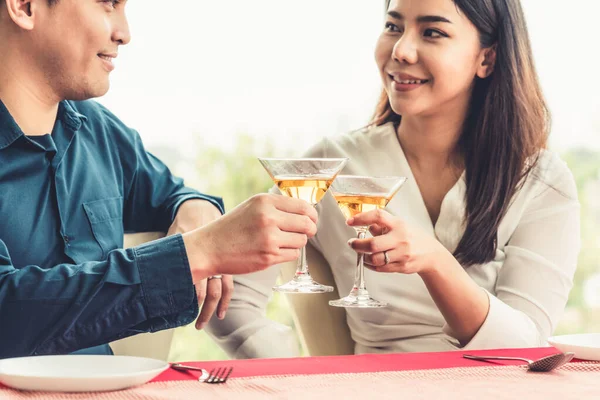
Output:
top-left (445, 162), bottom-right (581, 349)
top-left (0, 234), bottom-right (198, 358)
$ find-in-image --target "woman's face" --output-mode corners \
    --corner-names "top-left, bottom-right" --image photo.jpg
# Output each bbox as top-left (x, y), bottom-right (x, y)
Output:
top-left (375, 0), bottom-right (493, 118)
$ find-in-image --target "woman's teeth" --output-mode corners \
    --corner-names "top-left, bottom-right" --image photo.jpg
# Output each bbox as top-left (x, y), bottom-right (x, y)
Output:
top-left (393, 78), bottom-right (428, 84)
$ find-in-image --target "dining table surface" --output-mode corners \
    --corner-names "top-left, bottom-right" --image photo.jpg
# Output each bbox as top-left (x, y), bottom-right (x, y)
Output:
top-left (0, 346), bottom-right (598, 399)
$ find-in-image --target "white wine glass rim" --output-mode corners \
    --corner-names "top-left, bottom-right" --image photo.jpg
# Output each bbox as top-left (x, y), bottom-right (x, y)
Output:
top-left (335, 175), bottom-right (407, 180)
top-left (258, 157), bottom-right (349, 162)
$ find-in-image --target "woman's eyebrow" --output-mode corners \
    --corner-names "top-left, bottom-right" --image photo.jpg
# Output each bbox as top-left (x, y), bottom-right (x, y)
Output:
top-left (387, 10), bottom-right (453, 24)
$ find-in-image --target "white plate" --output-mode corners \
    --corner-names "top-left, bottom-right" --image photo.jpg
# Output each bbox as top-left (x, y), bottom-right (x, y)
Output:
top-left (0, 355), bottom-right (168, 392)
top-left (548, 333), bottom-right (600, 361)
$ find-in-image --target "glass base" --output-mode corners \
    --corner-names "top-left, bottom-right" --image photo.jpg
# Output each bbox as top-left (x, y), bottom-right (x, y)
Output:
top-left (329, 293), bottom-right (387, 308)
top-left (273, 277), bottom-right (334, 294)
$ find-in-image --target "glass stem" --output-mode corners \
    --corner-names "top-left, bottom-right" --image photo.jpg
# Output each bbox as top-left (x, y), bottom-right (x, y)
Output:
top-left (294, 246), bottom-right (310, 281)
top-left (355, 230), bottom-right (367, 292)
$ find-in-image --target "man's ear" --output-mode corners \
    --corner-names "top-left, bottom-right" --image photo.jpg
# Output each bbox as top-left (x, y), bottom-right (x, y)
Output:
top-left (4, 0), bottom-right (40, 31)
top-left (476, 44), bottom-right (497, 79)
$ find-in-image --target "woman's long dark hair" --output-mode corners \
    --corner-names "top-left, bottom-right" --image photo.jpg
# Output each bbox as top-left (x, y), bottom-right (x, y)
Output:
top-left (375, 0), bottom-right (549, 267)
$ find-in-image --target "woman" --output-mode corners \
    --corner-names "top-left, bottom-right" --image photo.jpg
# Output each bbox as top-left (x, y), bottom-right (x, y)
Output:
top-left (207, 0), bottom-right (580, 357)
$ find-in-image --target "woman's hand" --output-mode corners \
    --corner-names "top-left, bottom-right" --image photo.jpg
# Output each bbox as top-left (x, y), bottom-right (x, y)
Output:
top-left (346, 209), bottom-right (450, 276)
top-left (348, 209), bottom-right (490, 345)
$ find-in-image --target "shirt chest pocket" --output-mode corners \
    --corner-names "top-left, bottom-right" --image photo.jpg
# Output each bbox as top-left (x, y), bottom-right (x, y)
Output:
top-left (83, 197), bottom-right (124, 259)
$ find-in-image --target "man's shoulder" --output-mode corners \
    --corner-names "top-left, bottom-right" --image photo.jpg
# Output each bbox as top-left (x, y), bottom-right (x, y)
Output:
top-left (67, 100), bottom-right (124, 127)
top-left (66, 100), bottom-right (139, 143)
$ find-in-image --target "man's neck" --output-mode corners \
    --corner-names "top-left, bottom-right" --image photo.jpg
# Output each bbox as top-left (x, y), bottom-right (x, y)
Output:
top-left (0, 51), bottom-right (60, 136)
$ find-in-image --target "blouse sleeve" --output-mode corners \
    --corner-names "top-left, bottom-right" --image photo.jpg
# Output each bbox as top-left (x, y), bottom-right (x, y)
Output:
top-left (445, 156), bottom-right (581, 349)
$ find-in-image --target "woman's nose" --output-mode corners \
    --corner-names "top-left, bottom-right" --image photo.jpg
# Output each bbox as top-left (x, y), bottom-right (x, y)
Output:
top-left (392, 34), bottom-right (418, 64)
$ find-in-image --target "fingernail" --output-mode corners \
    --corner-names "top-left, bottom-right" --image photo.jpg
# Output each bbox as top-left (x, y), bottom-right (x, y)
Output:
top-left (346, 217), bottom-right (354, 225)
top-left (218, 311), bottom-right (225, 320)
top-left (197, 322), bottom-right (206, 330)
top-left (347, 239), bottom-right (355, 247)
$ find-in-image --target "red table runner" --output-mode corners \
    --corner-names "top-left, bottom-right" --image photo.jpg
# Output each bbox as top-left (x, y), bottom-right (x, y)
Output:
top-left (154, 346), bottom-right (564, 382)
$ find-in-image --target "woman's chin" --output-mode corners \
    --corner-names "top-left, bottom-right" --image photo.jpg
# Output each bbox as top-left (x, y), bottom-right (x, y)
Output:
top-left (388, 98), bottom-right (432, 119)
top-left (389, 104), bottom-right (417, 118)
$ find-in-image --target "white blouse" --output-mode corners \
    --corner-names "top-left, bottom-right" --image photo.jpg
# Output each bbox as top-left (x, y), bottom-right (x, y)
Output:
top-left (207, 122), bottom-right (581, 358)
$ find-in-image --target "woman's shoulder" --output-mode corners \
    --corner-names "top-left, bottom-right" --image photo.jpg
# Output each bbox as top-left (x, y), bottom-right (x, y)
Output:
top-left (302, 122), bottom-right (397, 158)
top-left (526, 149), bottom-right (578, 199)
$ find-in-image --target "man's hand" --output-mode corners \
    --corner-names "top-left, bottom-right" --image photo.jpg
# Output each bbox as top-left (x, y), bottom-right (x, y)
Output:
top-left (182, 193), bottom-right (318, 279)
top-left (168, 199), bottom-right (233, 330)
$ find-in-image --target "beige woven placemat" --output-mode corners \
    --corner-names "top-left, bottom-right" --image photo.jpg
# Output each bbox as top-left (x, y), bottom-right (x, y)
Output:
top-left (1, 362), bottom-right (599, 399)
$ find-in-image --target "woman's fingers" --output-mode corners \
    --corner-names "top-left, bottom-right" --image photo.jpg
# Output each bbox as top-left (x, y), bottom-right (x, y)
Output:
top-left (346, 209), bottom-right (393, 230)
top-left (348, 234), bottom-right (398, 254)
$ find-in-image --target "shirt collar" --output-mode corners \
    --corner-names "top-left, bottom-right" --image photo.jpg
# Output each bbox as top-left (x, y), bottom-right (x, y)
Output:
top-left (59, 100), bottom-right (88, 131)
top-left (0, 99), bottom-right (88, 151)
top-left (0, 98), bottom-right (24, 150)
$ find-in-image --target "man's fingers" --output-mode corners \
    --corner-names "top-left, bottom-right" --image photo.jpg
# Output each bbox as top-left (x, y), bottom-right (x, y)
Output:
top-left (277, 230), bottom-right (309, 249)
top-left (194, 279), bottom-right (207, 330)
top-left (274, 211), bottom-right (317, 237)
top-left (272, 195), bottom-right (318, 223)
top-left (217, 275), bottom-right (233, 320)
top-left (276, 248), bottom-right (302, 264)
top-left (195, 279), bottom-right (207, 306)
top-left (195, 278), bottom-right (222, 330)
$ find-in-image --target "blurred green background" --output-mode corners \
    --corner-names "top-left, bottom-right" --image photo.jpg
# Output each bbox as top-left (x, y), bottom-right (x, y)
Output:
top-left (155, 133), bottom-right (600, 362)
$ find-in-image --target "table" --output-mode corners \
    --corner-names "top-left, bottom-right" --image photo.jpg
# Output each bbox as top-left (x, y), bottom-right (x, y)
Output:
top-left (1, 347), bottom-right (598, 399)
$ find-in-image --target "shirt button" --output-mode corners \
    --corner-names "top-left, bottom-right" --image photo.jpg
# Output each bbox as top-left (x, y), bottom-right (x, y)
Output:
top-left (63, 235), bottom-right (70, 245)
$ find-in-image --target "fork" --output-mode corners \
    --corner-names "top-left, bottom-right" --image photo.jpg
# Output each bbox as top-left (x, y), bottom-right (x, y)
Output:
top-left (206, 367), bottom-right (234, 384)
top-left (171, 364), bottom-right (234, 383)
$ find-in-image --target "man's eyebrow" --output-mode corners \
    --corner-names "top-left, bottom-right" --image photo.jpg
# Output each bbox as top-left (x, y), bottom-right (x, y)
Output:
top-left (387, 10), bottom-right (453, 24)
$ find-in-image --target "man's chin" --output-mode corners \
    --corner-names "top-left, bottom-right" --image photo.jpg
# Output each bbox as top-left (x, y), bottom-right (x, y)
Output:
top-left (65, 84), bottom-right (110, 101)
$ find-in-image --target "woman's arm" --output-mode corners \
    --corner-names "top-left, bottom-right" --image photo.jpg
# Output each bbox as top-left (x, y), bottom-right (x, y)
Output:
top-left (348, 160), bottom-right (580, 348)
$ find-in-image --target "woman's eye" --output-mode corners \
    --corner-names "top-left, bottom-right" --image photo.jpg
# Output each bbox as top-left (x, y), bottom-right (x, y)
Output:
top-left (101, 0), bottom-right (119, 8)
top-left (384, 22), bottom-right (401, 33)
top-left (423, 29), bottom-right (446, 38)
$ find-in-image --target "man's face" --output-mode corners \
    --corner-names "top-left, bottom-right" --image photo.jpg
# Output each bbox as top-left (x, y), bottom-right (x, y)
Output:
top-left (32, 0), bottom-right (130, 100)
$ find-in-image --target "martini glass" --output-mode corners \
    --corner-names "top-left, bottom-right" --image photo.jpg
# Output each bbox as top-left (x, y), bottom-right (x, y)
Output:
top-left (258, 157), bottom-right (348, 293)
top-left (329, 175), bottom-right (406, 307)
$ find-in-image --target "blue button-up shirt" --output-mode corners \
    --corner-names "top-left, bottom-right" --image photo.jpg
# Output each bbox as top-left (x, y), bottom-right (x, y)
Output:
top-left (0, 99), bottom-right (224, 359)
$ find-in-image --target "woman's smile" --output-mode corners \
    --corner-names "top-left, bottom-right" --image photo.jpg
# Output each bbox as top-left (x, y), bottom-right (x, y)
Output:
top-left (388, 72), bottom-right (431, 92)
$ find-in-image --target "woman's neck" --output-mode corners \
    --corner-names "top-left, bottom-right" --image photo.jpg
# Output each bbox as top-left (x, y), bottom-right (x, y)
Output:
top-left (397, 109), bottom-right (466, 173)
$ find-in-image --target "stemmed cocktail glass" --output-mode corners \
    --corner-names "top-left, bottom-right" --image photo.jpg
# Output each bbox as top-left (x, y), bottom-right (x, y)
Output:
top-left (329, 175), bottom-right (406, 307)
top-left (259, 158), bottom-right (348, 293)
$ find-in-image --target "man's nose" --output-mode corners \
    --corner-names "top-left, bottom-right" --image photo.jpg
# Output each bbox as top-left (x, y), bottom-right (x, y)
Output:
top-left (112, 13), bottom-right (131, 45)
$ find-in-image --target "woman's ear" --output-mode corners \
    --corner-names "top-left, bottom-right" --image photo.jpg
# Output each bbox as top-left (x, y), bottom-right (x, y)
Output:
top-left (476, 44), bottom-right (497, 79)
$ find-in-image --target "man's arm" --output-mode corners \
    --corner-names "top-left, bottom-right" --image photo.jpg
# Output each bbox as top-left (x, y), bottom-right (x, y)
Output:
top-left (122, 129), bottom-right (224, 234)
top-left (1, 192), bottom-right (320, 359)
top-left (0, 235), bottom-right (197, 359)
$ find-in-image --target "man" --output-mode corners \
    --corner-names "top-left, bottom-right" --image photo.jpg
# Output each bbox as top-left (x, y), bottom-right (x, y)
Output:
top-left (0, 0), bottom-right (316, 358)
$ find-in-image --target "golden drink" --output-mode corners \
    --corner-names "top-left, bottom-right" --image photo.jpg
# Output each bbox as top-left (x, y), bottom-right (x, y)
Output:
top-left (333, 194), bottom-right (390, 220)
top-left (275, 177), bottom-right (334, 205)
